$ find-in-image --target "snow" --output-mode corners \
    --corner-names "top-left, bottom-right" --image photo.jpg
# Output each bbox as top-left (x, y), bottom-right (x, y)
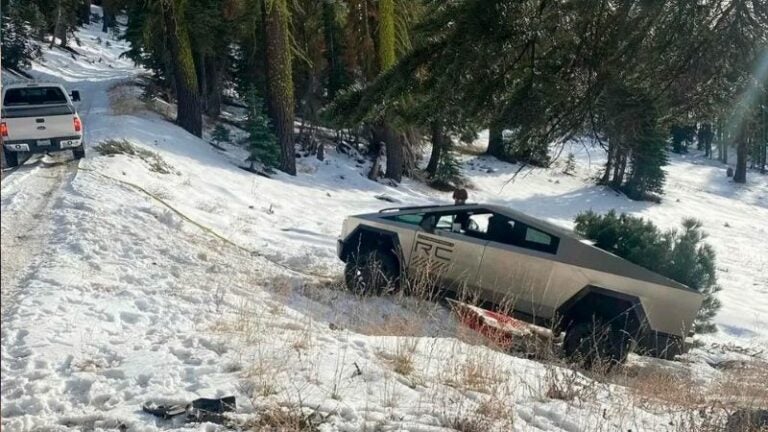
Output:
top-left (2, 8), bottom-right (767, 431)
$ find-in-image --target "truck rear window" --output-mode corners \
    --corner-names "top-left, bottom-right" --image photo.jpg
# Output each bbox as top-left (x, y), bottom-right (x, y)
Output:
top-left (4, 87), bottom-right (68, 106)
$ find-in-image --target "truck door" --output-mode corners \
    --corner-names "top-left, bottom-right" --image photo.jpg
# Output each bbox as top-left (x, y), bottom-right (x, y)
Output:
top-left (477, 214), bottom-right (559, 318)
top-left (409, 210), bottom-right (488, 298)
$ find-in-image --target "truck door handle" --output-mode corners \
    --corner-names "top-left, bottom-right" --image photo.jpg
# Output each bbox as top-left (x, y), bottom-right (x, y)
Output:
top-left (36, 118), bottom-right (45, 123)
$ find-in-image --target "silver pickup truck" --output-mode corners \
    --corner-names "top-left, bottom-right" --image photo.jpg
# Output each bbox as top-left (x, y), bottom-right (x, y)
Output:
top-left (338, 204), bottom-right (704, 364)
top-left (1, 83), bottom-right (85, 167)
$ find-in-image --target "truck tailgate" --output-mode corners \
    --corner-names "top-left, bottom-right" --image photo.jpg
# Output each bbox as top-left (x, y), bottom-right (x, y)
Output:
top-left (3, 107), bottom-right (77, 141)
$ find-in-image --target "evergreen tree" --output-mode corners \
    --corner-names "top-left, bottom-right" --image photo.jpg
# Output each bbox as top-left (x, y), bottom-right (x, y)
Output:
top-left (330, 0), bottom-right (767, 198)
top-left (574, 211), bottom-right (722, 334)
top-left (210, 124), bottom-right (230, 146)
top-left (1, 1), bottom-right (43, 71)
top-left (245, 89), bottom-right (280, 169)
top-left (562, 153), bottom-right (576, 176)
top-left (428, 147), bottom-right (463, 191)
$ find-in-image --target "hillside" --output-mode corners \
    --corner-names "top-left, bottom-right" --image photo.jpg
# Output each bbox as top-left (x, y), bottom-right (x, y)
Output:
top-left (1, 12), bottom-right (767, 432)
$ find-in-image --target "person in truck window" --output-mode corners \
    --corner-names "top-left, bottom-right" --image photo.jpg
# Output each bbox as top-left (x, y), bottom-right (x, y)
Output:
top-left (453, 188), bottom-right (468, 205)
top-left (453, 188), bottom-right (470, 231)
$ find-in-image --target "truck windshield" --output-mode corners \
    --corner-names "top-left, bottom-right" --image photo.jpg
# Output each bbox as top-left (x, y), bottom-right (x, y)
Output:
top-left (4, 87), bottom-right (68, 106)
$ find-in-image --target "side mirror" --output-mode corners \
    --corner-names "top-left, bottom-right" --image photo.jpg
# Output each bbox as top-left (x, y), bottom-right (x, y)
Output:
top-left (70, 90), bottom-right (81, 102)
top-left (419, 215), bottom-right (435, 233)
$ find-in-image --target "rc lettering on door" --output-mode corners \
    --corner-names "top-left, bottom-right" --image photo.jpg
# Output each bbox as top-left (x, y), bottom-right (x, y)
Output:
top-left (411, 233), bottom-right (454, 276)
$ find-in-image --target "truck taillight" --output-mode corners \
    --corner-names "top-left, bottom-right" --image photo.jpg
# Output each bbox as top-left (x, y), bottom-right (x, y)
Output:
top-left (73, 117), bottom-right (82, 132)
top-left (1, 122), bottom-right (7, 137)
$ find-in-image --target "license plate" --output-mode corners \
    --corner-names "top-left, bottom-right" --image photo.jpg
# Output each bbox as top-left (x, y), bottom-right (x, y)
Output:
top-left (37, 139), bottom-right (52, 146)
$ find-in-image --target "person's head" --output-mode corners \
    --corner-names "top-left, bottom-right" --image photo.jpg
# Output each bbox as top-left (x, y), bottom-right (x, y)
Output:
top-left (453, 188), bottom-right (468, 205)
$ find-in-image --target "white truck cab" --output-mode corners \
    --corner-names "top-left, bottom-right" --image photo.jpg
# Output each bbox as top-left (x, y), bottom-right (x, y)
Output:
top-left (1, 83), bottom-right (85, 167)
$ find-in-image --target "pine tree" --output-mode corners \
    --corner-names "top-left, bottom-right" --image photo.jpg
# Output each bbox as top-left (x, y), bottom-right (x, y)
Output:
top-left (245, 89), bottom-right (280, 169)
top-left (429, 148), bottom-right (463, 191)
top-left (562, 153), bottom-right (576, 176)
top-left (1, 2), bottom-right (43, 72)
top-left (574, 211), bottom-right (722, 334)
top-left (210, 124), bottom-right (230, 147)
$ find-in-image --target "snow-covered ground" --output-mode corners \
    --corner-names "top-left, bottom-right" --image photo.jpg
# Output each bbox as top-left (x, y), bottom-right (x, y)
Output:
top-left (2, 10), bottom-right (767, 432)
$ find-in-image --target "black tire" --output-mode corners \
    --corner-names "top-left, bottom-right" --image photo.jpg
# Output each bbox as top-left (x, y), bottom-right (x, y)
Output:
top-left (563, 321), bottom-right (631, 368)
top-left (73, 145), bottom-right (86, 160)
top-left (3, 149), bottom-right (19, 168)
top-left (344, 249), bottom-right (399, 295)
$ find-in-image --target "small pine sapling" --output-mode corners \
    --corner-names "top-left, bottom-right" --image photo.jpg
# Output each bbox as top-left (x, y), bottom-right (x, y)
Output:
top-left (562, 153), bottom-right (576, 175)
top-left (574, 211), bottom-right (722, 335)
top-left (245, 89), bottom-right (279, 170)
top-left (429, 149), bottom-right (464, 191)
top-left (210, 124), bottom-right (230, 149)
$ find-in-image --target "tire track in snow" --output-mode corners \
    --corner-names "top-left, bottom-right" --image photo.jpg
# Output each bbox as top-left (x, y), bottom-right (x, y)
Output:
top-left (1, 159), bottom-right (77, 318)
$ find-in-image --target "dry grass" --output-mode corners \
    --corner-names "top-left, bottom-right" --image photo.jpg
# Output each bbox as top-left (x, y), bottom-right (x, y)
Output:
top-left (442, 352), bottom-right (507, 394)
top-left (713, 360), bottom-right (768, 409)
top-left (241, 406), bottom-right (322, 432)
top-left (617, 364), bottom-right (705, 409)
top-left (540, 363), bottom-right (605, 405)
top-left (108, 82), bottom-right (147, 115)
top-left (378, 338), bottom-right (418, 376)
top-left (94, 139), bottom-right (177, 175)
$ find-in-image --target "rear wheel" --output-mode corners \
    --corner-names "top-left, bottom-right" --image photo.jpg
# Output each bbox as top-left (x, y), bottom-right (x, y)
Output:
top-left (563, 320), bottom-right (631, 368)
top-left (344, 250), bottom-right (399, 295)
top-left (3, 149), bottom-right (19, 168)
top-left (72, 144), bottom-right (85, 160)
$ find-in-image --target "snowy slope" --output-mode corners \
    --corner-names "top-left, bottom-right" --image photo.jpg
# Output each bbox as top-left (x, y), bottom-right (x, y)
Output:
top-left (1, 11), bottom-right (767, 432)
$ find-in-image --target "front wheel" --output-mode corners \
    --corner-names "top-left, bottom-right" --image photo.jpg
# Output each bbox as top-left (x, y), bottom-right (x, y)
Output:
top-left (72, 145), bottom-right (85, 160)
top-left (344, 250), bottom-right (399, 295)
top-left (563, 321), bottom-right (631, 368)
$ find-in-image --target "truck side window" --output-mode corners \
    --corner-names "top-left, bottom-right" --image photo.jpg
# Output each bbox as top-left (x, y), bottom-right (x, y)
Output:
top-left (523, 226), bottom-right (560, 254)
top-left (486, 213), bottom-right (560, 254)
top-left (386, 213), bottom-right (425, 225)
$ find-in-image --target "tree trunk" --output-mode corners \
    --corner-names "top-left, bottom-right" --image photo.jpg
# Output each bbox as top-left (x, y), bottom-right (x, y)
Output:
top-left (486, 124), bottom-right (506, 158)
top-left (50, 2), bottom-right (62, 49)
top-left (58, 20), bottom-right (68, 47)
top-left (80, 0), bottom-right (90, 25)
top-left (322, 0), bottom-right (343, 100)
top-left (102, 0), bottom-right (112, 33)
top-left (263, 0), bottom-right (296, 175)
top-left (611, 148), bottom-right (626, 189)
top-left (375, 0), bottom-right (402, 182)
top-left (734, 132), bottom-right (748, 183)
top-left (426, 121), bottom-right (444, 176)
top-left (377, 0), bottom-right (395, 73)
top-left (162, 0), bottom-right (203, 137)
top-left (204, 55), bottom-right (222, 117)
top-left (196, 52), bottom-right (208, 114)
top-left (600, 140), bottom-right (614, 185)
top-left (368, 129), bottom-right (385, 180)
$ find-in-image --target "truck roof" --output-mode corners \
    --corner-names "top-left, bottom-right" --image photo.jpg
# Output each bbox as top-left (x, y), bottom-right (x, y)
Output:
top-left (3, 82), bottom-right (67, 91)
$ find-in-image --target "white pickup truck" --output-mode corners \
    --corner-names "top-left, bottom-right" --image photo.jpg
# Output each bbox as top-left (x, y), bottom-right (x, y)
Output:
top-left (1, 83), bottom-right (85, 168)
